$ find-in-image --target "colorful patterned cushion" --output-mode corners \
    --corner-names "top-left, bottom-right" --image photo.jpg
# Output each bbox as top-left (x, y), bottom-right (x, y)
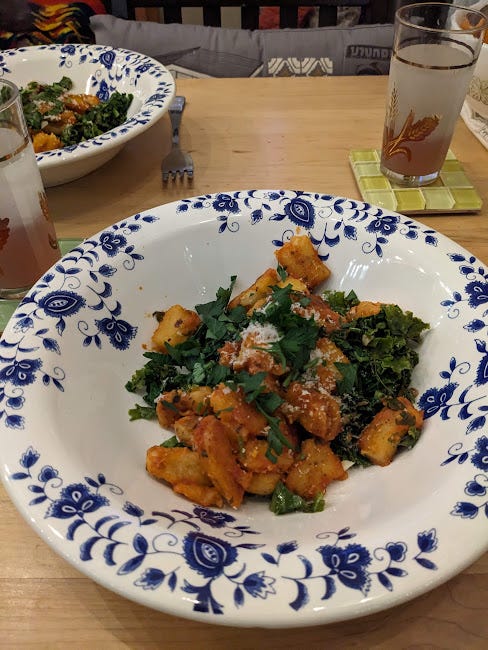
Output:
top-left (0, 0), bottom-right (107, 49)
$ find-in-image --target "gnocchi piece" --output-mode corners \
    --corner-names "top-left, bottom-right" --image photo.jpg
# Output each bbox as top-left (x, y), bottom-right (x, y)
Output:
top-left (285, 439), bottom-right (347, 500)
top-left (218, 324), bottom-right (286, 376)
top-left (239, 430), bottom-right (296, 475)
top-left (173, 482), bottom-right (224, 508)
top-left (291, 294), bottom-right (343, 334)
top-left (156, 391), bottom-right (180, 429)
top-left (156, 386), bottom-right (212, 428)
top-left (346, 301), bottom-right (382, 321)
top-left (218, 340), bottom-right (240, 367)
top-left (277, 276), bottom-right (309, 294)
top-left (210, 384), bottom-right (268, 440)
top-left (245, 276), bottom-right (307, 316)
top-left (151, 304), bottom-right (201, 352)
top-left (284, 381), bottom-right (342, 441)
top-left (358, 397), bottom-right (424, 466)
top-left (32, 131), bottom-right (62, 153)
top-left (246, 472), bottom-right (281, 495)
top-left (194, 416), bottom-right (250, 508)
top-left (64, 93), bottom-right (101, 113)
top-left (275, 235), bottom-right (330, 289)
top-left (311, 337), bottom-right (350, 393)
top-left (42, 110), bottom-right (77, 135)
top-left (174, 414), bottom-right (202, 447)
top-left (146, 445), bottom-right (223, 507)
top-left (228, 268), bottom-right (279, 311)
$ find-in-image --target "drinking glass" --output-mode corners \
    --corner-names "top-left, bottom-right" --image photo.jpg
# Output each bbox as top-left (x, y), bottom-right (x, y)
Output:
top-left (380, 2), bottom-right (488, 187)
top-left (0, 79), bottom-right (61, 300)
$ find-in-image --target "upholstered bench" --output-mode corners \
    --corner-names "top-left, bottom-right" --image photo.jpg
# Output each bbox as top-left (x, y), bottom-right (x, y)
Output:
top-left (90, 13), bottom-right (394, 78)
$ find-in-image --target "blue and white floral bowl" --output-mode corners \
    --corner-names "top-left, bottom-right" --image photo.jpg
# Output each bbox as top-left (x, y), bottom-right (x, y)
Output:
top-left (0, 190), bottom-right (487, 627)
top-left (0, 44), bottom-right (175, 186)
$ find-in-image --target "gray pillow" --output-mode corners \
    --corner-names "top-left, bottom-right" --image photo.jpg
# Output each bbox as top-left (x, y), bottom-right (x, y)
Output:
top-left (262, 24), bottom-right (394, 77)
top-left (90, 15), bottom-right (263, 78)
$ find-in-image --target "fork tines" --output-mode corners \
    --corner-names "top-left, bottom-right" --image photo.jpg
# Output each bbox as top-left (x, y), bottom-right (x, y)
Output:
top-left (161, 149), bottom-right (194, 183)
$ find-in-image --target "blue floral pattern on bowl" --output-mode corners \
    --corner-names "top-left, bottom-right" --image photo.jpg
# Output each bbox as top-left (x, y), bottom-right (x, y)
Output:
top-left (0, 191), bottom-right (486, 627)
top-left (0, 212), bottom-right (157, 430)
top-left (11, 445), bottom-right (439, 615)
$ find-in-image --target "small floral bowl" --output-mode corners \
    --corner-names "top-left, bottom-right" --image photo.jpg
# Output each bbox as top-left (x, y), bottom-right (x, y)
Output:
top-left (0, 44), bottom-right (175, 186)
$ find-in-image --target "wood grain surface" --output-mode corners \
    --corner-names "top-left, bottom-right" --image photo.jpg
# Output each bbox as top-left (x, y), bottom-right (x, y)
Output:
top-left (1, 76), bottom-right (487, 648)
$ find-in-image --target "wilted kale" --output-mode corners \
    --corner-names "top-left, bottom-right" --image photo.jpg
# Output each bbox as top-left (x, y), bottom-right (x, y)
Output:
top-left (327, 296), bottom-right (429, 464)
top-left (19, 76), bottom-right (133, 144)
top-left (60, 91), bottom-right (133, 145)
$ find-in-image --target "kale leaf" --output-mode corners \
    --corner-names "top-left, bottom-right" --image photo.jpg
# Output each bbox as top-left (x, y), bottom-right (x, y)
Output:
top-left (329, 301), bottom-right (429, 464)
top-left (61, 91), bottom-right (133, 145)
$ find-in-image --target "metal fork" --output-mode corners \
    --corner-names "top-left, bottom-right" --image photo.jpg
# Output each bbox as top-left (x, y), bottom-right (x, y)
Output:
top-left (161, 95), bottom-right (194, 183)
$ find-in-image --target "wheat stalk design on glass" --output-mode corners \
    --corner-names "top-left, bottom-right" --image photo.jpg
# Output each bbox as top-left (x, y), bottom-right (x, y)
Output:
top-left (382, 86), bottom-right (441, 161)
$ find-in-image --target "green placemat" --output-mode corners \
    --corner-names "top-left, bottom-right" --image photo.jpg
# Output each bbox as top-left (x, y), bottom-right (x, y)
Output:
top-left (0, 238), bottom-right (82, 332)
top-left (350, 149), bottom-right (483, 215)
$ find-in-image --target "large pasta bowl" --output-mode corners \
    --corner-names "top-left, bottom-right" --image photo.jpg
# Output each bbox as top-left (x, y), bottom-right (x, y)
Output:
top-left (0, 191), bottom-right (487, 627)
top-left (0, 44), bottom-right (175, 186)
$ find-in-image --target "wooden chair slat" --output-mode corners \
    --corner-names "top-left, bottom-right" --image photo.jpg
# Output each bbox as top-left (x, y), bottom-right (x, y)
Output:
top-left (279, 6), bottom-right (298, 30)
top-left (203, 6), bottom-right (221, 27)
top-left (318, 6), bottom-right (338, 27)
top-left (241, 6), bottom-right (260, 31)
top-left (163, 5), bottom-right (183, 23)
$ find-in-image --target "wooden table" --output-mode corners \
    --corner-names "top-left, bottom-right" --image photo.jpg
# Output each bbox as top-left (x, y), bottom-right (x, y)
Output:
top-left (2, 76), bottom-right (487, 648)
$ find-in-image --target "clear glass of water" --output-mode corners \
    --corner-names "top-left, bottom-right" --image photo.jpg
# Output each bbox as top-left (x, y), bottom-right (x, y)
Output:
top-left (0, 79), bottom-right (61, 300)
top-left (380, 2), bottom-right (488, 187)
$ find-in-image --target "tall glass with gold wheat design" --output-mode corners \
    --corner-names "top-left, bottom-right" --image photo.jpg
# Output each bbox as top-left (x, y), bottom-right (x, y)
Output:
top-left (380, 3), bottom-right (487, 187)
top-left (0, 79), bottom-right (60, 300)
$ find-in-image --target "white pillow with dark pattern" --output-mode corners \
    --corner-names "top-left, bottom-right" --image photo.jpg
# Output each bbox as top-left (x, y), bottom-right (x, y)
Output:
top-left (262, 24), bottom-right (394, 77)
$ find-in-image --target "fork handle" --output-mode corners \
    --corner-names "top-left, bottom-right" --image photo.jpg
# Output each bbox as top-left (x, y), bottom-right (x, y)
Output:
top-left (169, 96), bottom-right (186, 147)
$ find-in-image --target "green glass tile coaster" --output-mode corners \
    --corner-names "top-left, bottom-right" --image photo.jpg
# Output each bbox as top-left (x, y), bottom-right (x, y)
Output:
top-left (441, 159), bottom-right (463, 172)
top-left (439, 170), bottom-right (472, 188)
top-left (350, 149), bottom-right (380, 163)
top-left (359, 176), bottom-right (391, 191)
top-left (361, 189), bottom-right (397, 211)
top-left (0, 238), bottom-right (82, 333)
top-left (349, 149), bottom-right (483, 215)
top-left (394, 188), bottom-right (426, 211)
top-left (422, 187), bottom-right (456, 210)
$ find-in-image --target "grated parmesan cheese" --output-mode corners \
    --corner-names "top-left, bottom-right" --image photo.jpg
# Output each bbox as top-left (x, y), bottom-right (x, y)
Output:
top-left (240, 321), bottom-right (281, 346)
